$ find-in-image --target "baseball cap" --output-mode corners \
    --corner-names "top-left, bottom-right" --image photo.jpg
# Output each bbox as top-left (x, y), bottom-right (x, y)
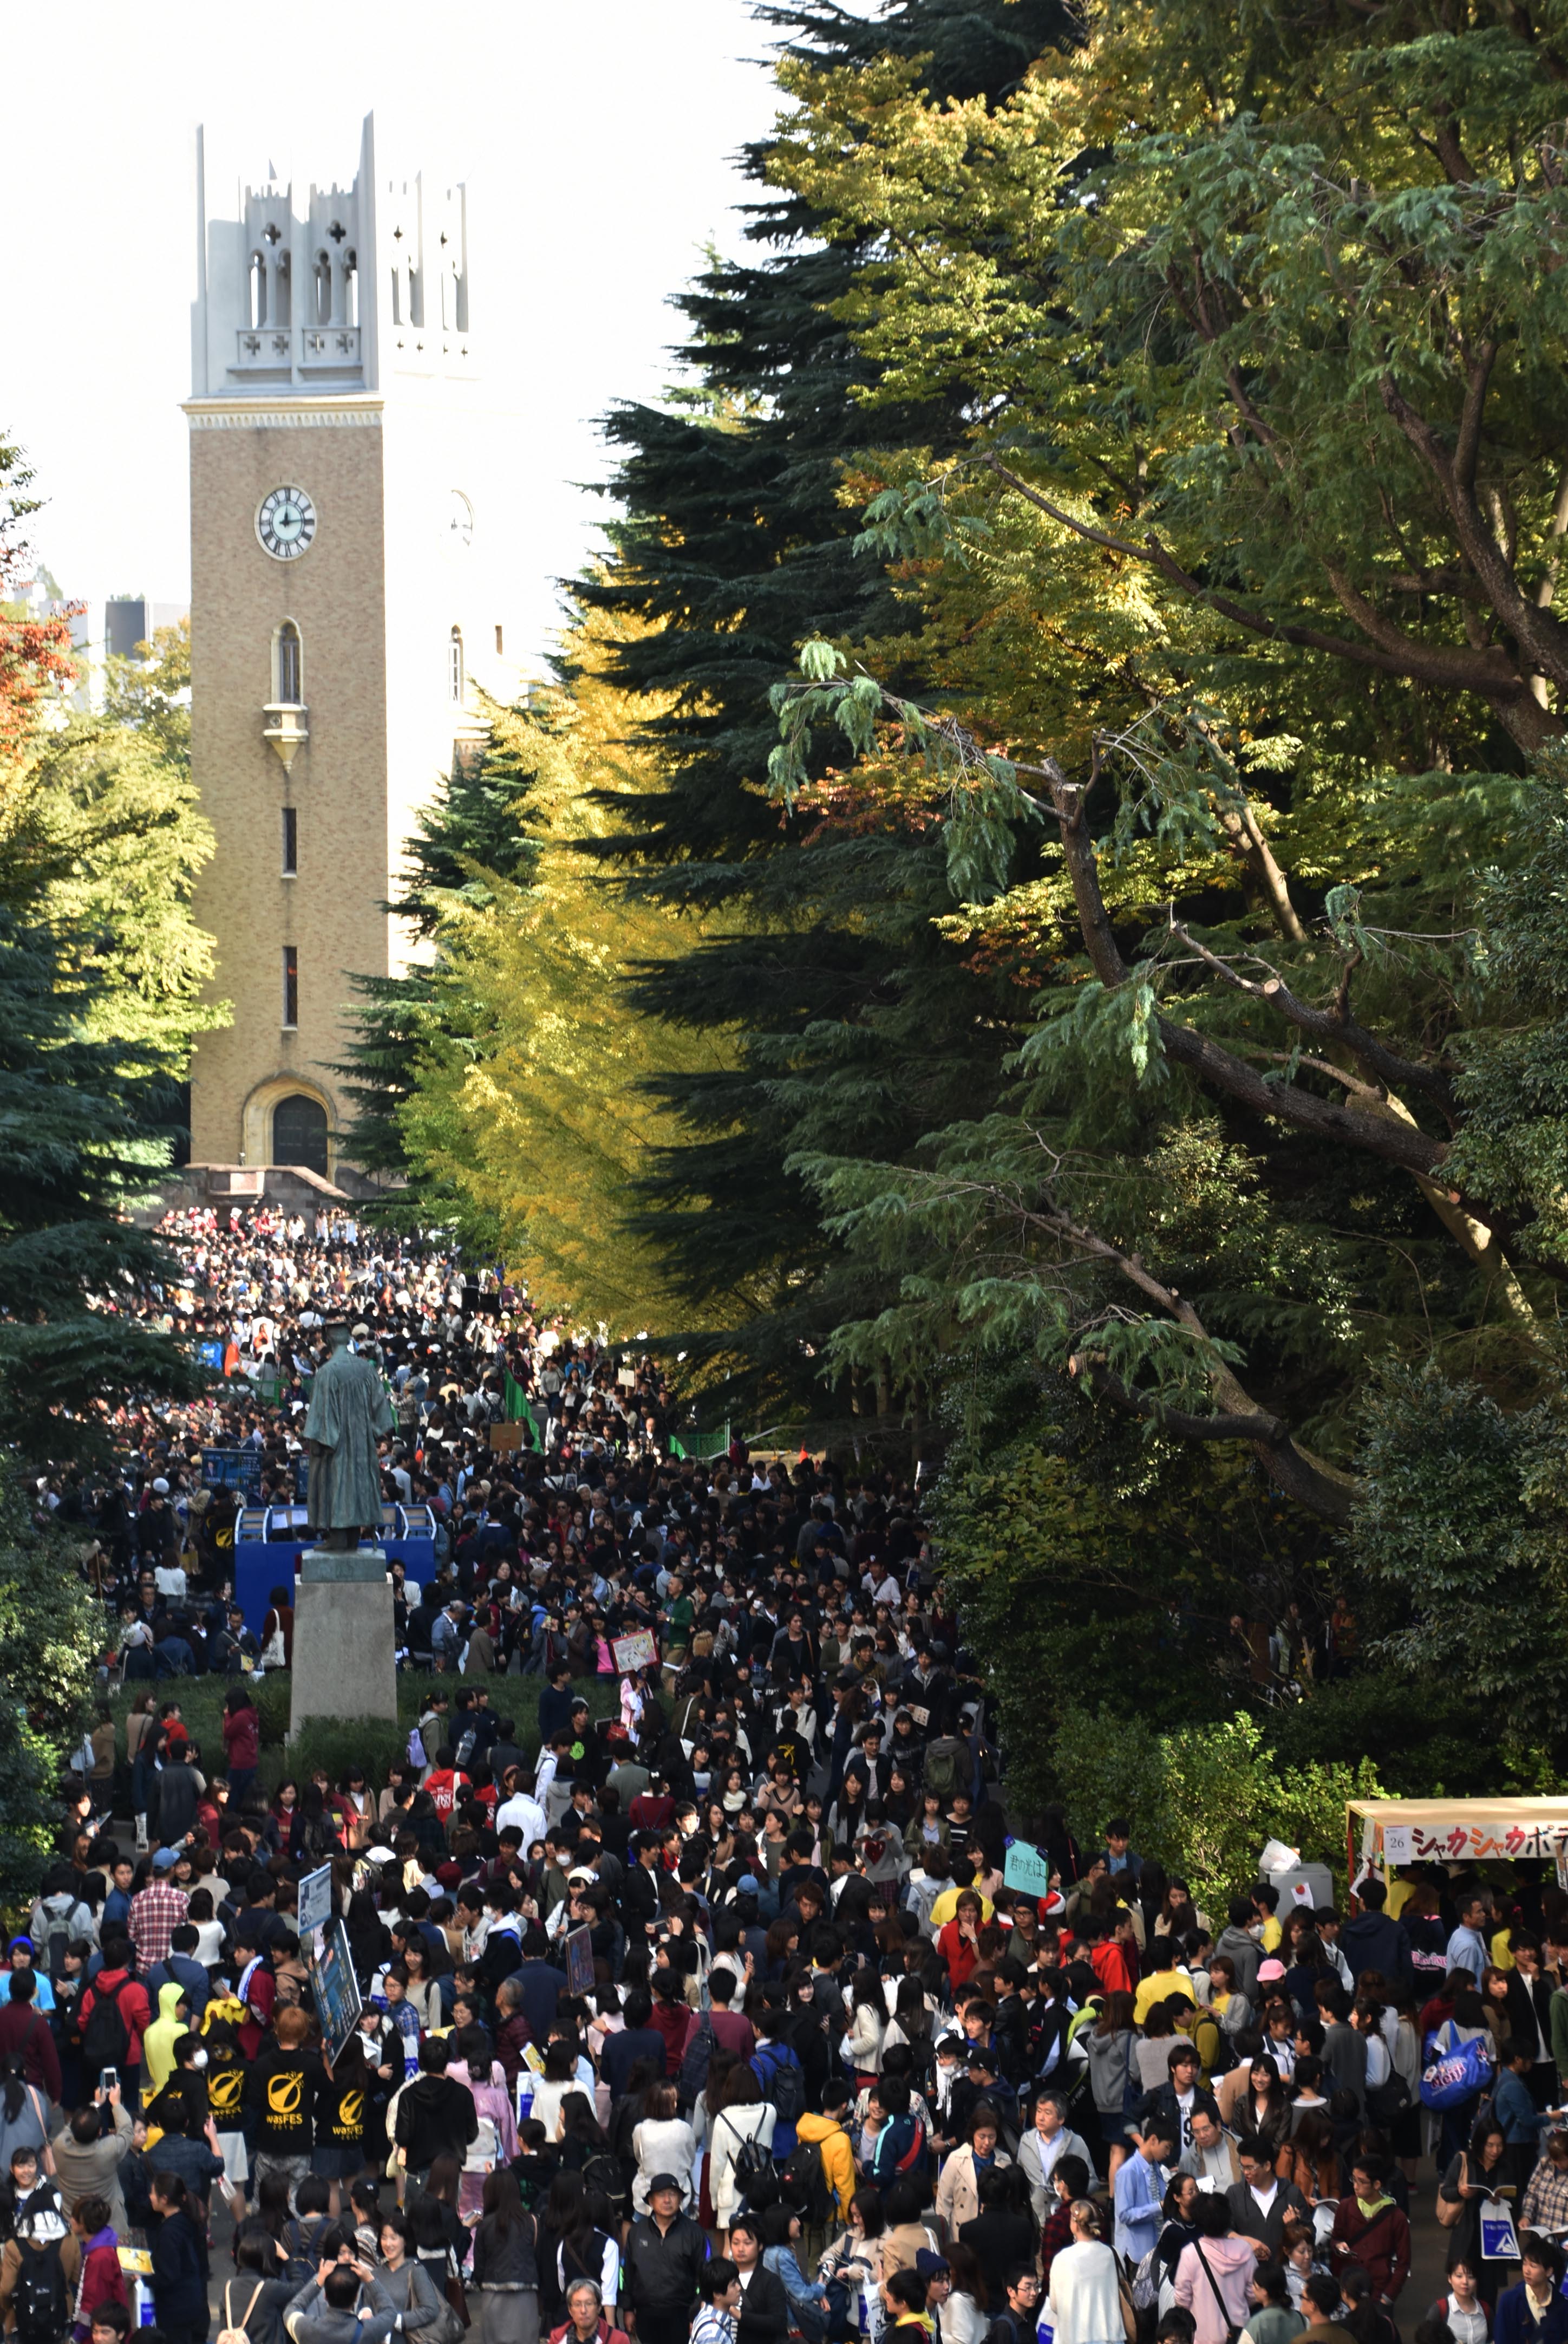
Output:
top-left (152, 1848), bottom-right (179, 1872)
top-left (151, 1477), bottom-right (170, 1494)
top-left (648, 2173), bottom-right (685, 2197)
top-left (736, 1873), bottom-right (762, 1895)
top-left (1257, 1958), bottom-right (1286, 1983)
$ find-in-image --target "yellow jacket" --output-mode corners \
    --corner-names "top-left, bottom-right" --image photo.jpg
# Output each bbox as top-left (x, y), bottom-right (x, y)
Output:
top-left (794, 2112), bottom-right (857, 2221)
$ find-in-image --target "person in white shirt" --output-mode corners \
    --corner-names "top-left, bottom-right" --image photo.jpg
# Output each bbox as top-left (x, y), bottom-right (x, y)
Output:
top-left (1050, 2201), bottom-right (1126, 2344)
top-left (495, 1785), bottom-right (548, 1853)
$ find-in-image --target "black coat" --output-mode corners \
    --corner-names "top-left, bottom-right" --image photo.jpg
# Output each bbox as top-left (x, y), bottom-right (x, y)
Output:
top-left (736, 2263), bottom-right (790, 2344)
top-left (620, 2211), bottom-right (710, 2317)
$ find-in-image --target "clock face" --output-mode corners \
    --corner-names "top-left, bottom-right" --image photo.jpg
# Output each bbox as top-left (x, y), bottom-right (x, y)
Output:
top-left (256, 486), bottom-right (317, 562)
top-left (447, 490), bottom-right (474, 549)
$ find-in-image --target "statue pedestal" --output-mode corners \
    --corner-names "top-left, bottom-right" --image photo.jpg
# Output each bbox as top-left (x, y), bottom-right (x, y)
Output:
top-left (289, 1548), bottom-right (398, 1736)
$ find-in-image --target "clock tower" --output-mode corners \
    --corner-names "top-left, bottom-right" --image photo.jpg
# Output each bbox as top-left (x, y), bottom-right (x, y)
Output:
top-left (184, 113), bottom-right (519, 1185)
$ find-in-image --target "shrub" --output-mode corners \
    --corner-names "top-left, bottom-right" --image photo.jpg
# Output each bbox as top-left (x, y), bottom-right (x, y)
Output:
top-left (1051, 1704), bottom-right (1384, 1909)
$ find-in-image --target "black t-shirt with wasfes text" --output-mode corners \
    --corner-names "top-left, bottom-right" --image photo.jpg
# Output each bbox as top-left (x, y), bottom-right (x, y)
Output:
top-left (244, 2041), bottom-right (325, 2150)
top-left (316, 2069), bottom-right (370, 2151)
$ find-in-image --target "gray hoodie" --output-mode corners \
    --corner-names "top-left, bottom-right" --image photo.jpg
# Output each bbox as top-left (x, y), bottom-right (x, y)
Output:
top-left (1214, 1924), bottom-right (1262, 2005)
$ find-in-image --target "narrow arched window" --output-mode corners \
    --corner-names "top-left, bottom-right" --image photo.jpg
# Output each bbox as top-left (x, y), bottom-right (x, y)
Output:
top-left (315, 251), bottom-right (333, 325)
top-left (276, 621), bottom-right (302, 705)
top-left (249, 252), bottom-right (267, 329)
top-left (449, 626), bottom-right (465, 704)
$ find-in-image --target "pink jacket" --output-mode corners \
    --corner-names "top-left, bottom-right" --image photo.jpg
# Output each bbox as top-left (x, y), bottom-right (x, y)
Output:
top-left (1174, 2235), bottom-right (1257, 2344)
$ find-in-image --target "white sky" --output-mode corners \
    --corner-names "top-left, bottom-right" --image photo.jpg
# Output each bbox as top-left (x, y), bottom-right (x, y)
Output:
top-left (0, 0), bottom-right (807, 669)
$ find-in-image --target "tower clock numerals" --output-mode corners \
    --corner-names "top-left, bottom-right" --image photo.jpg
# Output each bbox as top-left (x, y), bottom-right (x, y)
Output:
top-left (256, 486), bottom-right (318, 561)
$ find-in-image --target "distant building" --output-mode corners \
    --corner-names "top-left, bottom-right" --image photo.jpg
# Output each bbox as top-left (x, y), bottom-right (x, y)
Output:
top-left (184, 113), bottom-right (524, 1186)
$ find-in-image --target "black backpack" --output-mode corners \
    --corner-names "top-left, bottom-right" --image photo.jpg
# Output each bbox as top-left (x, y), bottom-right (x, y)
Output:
top-left (12, 2241), bottom-right (65, 2344)
top-left (677, 2011), bottom-right (716, 2109)
top-left (730, 2125), bottom-right (778, 2198)
top-left (581, 2152), bottom-right (630, 2225)
top-left (754, 2043), bottom-right (805, 2126)
top-left (781, 2133), bottom-right (833, 2227)
top-left (80, 1978), bottom-right (134, 2078)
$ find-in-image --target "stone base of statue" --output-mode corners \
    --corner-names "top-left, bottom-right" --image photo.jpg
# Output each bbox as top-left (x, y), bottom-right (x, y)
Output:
top-left (289, 1547), bottom-right (398, 1736)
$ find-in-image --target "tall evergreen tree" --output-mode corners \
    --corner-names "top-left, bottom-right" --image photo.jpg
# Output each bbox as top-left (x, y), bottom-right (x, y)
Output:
top-left (335, 714), bottom-right (542, 1194)
top-left (571, 0), bottom-right (1073, 1419)
top-left (0, 450), bottom-right (208, 1459)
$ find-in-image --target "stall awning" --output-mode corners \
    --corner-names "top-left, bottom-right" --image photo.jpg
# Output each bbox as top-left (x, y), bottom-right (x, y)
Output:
top-left (1348, 1798), bottom-right (1568, 1867)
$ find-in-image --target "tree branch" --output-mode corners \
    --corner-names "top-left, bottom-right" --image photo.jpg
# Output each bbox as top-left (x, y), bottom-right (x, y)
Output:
top-left (1066, 1354), bottom-right (1358, 1525)
top-left (1379, 367), bottom-right (1568, 692)
top-left (1165, 914), bottom-right (1459, 1124)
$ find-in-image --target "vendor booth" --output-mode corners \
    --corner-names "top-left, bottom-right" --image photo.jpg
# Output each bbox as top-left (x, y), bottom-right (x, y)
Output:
top-left (232, 1501), bottom-right (437, 1633)
top-left (1347, 1796), bottom-right (1568, 1897)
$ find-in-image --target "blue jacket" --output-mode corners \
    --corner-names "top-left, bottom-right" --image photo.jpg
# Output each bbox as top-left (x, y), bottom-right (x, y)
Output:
top-left (1114, 2151), bottom-right (1170, 2261)
top-left (1495, 2281), bottom-right (1568, 2344)
top-left (147, 1953), bottom-right (210, 2021)
top-left (1493, 2067), bottom-right (1543, 2147)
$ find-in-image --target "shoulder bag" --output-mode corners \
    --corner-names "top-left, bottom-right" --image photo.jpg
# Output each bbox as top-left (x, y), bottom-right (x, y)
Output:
top-left (1191, 2243), bottom-right (1243, 2344)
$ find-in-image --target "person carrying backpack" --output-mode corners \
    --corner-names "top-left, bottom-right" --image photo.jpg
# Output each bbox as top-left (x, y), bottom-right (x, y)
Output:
top-left (786, 2076), bottom-right (855, 2238)
top-left (76, 1941), bottom-right (151, 2110)
top-left (709, 2070), bottom-right (777, 2241)
top-left (750, 2005), bottom-right (806, 2161)
top-left (0, 2148), bottom-right (77, 2344)
top-left (922, 1730), bottom-right (969, 1806)
top-left (28, 1871), bottom-right (94, 1989)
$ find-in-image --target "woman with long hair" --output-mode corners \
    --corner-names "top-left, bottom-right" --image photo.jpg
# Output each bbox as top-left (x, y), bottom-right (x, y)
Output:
top-left (818, 2185), bottom-right (886, 2344)
top-left (1243, 2054), bottom-right (1292, 2154)
top-left (147, 2173), bottom-right (208, 2344)
top-left (709, 2063), bottom-right (775, 2247)
top-left (1437, 2114), bottom-right (1514, 2308)
top-left (535, 2171), bottom-right (617, 2332)
top-left (1279, 2109), bottom-right (1347, 2211)
top-left (312, 2029), bottom-right (374, 2214)
top-left (471, 2169), bottom-right (540, 2344)
top-left (1085, 1988), bottom-right (1138, 2182)
top-left (846, 1969), bottom-right (887, 2087)
top-left (630, 2080), bottom-right (694, 2215)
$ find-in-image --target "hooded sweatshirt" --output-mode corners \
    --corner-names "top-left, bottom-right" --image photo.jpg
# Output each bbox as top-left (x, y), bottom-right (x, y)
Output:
top-left (141, 1981), bottom-right (190, 2100)
top-left (794, 2113), bottom-right (856, 2222)
top-left (1174, 2232), bottom-right (1259, 2344)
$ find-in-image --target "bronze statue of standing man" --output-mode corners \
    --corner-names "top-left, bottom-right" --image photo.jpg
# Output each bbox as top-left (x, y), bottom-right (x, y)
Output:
top-left (303, 1321), bottom-right (394, 1549)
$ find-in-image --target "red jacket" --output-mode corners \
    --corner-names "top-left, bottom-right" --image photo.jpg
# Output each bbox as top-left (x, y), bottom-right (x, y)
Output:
top-left (937, 1919), bottom-right (981, 1993)
top-left (550, 2321), bottom-right (628, 2344)
top-left (650, 1997), bottom-right (694, 2078)
top-left (222, 1707), bottom-right (259, 1770)
top-left (77, 2231), bottom-right (128, 2329)
top-left (77, 1969), bottom-right (152, 2066)
top-left (1091, 1939), bottom-right (1139, 1998)
top-left (1330, 2195), bottom-right (1412, 2300)
top-left (0, 2001), bottom-right (60, 2102)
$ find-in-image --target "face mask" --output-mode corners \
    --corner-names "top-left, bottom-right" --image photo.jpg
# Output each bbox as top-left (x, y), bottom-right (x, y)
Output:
top-left (191, 2049), bottom-right (208, 2069)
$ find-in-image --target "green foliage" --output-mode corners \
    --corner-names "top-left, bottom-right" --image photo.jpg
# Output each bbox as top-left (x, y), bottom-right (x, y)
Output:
top-left (0, 1459), bottom-right (102, 1913)
top-left (336, 708), bottom-right (545, 1216)
top-left (1353, 1360), bottom-right (1568, 1747)
top-left (110, 1668), bottom-right (616, 1799)
top-left (564, 0), bottom-right (1074, 1414)
top-left (1052, 1704), bottom-right (1384, 1911)
top-left (288, 1717), bottom-right (409, 1792)
top-left (930, 1366), bottom-right (1340, 1811)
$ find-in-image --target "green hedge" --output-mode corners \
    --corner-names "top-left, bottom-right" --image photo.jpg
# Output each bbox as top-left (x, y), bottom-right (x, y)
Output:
top-left (110, 1669), bottom-right (615, 1796)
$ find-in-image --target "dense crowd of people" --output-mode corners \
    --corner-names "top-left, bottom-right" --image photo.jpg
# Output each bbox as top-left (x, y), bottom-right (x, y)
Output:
top-left (9, 1207), bottom-right (1568, 2344)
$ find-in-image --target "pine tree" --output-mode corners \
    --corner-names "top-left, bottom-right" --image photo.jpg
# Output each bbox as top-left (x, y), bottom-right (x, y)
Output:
top-left (334, 711), bottom-right (541, 1194)
top-left (571, 0), bottom-right (1074, 1417)
top-left (0, 449), bottom-right (209, 1458)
